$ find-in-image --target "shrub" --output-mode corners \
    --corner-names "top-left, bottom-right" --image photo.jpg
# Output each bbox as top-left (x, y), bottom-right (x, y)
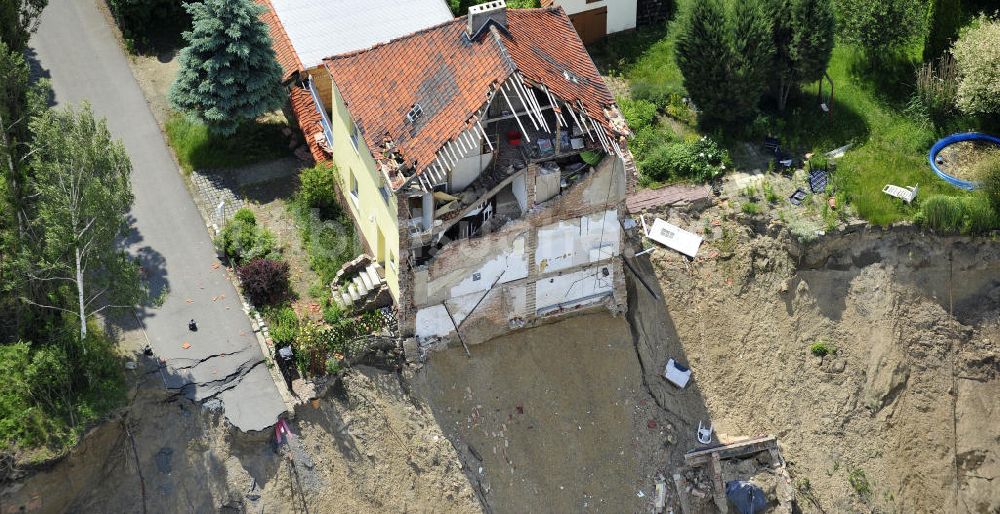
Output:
top-left (663, 93), bottom-right (698, 125)
top-left (962, 195), bottom-right (999, 235)
top-left (296, 163), bottom-right (340, 217)
top-left (630, 83), bottom-right (673, 112)
top-left (264, 305), bottom-right (299, 345)
top-left (214, 208), bottom-right (279, 266)
top-left (977, 152), bottom-right (1000, 213)
top-left (920, 194), bottom-right (998, 235)
top-left (237, 258), bottom-right (290, 307)
top-left (742, 201), bottom-right (761, 215)
top-left (618, 97), bottom-right (658, 131)
top-left (921, 195), bottom-right (965, 232)
top-left (763, 182), bottom-right (780, 203)
top-left (810, 341), bottom-right (835, 356)
top-left (848, 468), bottom-right (872, 500)
top-left (448, 0), bottom-right (537, 15)
top-left (924, 195), bottom-right (967, 232)
top-left (107, 0), bottom-right (188, 53)
top-left (640, 136), bottom-right (730, 183)
top-left (923, 0), bottom-right (963, 61)
top-left (835, 0), bottom-right (927, 57)
top-left (630, 126), bottom-right (670, 158)
top-left (953, 15), bottom-right (1000, 116)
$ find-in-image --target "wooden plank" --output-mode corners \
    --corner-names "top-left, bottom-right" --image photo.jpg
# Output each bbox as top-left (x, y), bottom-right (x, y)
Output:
top-left (684, 435), bottom-right (778, 466)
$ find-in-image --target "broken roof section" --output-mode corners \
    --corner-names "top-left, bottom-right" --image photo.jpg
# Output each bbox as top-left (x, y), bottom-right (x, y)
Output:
top-left (267, 0), bottom-right (454, 71)
top-left (324, 6), bottom-right (626, 191)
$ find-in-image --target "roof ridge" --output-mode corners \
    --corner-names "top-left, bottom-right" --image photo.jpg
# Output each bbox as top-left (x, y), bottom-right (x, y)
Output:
top-left (489, 24), bottom-right (518, 75)
top-left (323, 17), bottom-right (464, 63)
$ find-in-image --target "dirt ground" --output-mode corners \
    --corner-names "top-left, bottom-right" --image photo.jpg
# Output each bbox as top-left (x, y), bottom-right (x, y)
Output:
top-left (634, 215), bottom-right (999, 513)
top-left (1, 364), bottom-right (479, 514)
top-left (411, 311), bottom-right (703, 513)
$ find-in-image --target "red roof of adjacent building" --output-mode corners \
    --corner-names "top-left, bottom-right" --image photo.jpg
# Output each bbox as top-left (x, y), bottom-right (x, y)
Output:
top-left (323, 7), bottom-right (623, 188)
top-left (257, 0), bottom-right (303, 81)
top-left (289, 85), bottom-right (329, 162)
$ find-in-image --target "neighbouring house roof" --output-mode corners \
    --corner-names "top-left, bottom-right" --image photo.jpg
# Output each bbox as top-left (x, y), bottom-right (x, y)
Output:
top-left (324, 7), bottom-right (624, 190)
top-left (289, 85), bottom-right (329, 162)
top-left (258, 0), bottom-right (302, 81)
top-left (264, 0), bottom-right (453, 71)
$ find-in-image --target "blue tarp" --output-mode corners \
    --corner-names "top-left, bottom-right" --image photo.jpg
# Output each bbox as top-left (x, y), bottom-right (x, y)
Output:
top-left (726, 480), bottom-right (767, 514)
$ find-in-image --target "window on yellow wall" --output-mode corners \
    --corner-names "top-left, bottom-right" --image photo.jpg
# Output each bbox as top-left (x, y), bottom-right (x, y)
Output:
top-left (388, 250), bottom-right (396, 272)
top-left (350, 122), bottom-right (360, 152)
top-left (349, 169), bottom-right (359, 205)
top-left (379, 183), bottom-right (391, 205)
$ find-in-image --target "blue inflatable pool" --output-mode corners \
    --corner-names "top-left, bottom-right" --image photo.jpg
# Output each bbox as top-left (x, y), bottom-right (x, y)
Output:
top-left (928, 132), bottom-right (1000, 191)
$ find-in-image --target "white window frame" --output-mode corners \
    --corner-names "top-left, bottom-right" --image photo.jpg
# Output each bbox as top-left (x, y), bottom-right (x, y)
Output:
top-left (350, 121), bottom-right (361, 153)
top-left (349, 169), bottom-right (359, 206)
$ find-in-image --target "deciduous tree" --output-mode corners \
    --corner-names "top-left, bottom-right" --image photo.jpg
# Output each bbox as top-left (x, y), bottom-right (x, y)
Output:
top-left (26, 105), bottom-right (146, 340)
top-left (0, 0), bottom-right (47, 52)
top-left (168, 0), bottom-right (285, 136)
top-left (952, 15), bottom-right (1000, 116)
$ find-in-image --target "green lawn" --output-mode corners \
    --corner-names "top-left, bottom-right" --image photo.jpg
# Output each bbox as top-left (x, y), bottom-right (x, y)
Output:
top-left (590, 20), bottom-right (982, 226)
top-left (165, 114), bottom-right (291, 173)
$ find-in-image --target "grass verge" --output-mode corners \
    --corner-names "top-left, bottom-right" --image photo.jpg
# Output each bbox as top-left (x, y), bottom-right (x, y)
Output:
top-left (165, 114), bottom-right (290, 173)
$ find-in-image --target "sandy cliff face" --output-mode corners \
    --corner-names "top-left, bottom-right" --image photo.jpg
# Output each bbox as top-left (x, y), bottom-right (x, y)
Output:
top-left (641, 226), bottom-right (999, 513)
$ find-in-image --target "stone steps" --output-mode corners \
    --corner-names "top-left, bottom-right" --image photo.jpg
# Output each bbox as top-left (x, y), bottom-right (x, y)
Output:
top-left (332, 257), bottom-right (389, 311)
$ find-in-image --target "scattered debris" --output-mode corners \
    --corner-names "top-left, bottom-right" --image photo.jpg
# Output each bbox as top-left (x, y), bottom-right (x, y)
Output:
top-left (788, 188), bottom-right (807, 206)
top-left (664, 358), bottom-right (692, 389)
top-left (697, 421), bottom-right (713, 445)
top-left (644, 216), bottom-right (702, 258)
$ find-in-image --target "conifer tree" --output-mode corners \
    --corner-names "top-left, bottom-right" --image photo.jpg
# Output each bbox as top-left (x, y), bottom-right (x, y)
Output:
top-left (168, 0), bottom-right (285, 135)
top-left (675, 0), bottom-right (734, 125)
top-left (771, 0), bottom-right (835, 111)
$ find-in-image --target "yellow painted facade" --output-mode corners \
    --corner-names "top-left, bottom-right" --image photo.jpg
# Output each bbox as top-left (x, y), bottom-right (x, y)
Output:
top-left (320, 72), bottom-right (401, 301)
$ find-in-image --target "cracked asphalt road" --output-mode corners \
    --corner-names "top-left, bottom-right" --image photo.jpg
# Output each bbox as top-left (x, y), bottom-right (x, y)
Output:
top-left (29, 0), bottom-right (286, 431)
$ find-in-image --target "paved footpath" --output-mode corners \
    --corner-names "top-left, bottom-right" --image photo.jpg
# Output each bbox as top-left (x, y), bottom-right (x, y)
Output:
top-left (29, 0), bottom-right (286, 431)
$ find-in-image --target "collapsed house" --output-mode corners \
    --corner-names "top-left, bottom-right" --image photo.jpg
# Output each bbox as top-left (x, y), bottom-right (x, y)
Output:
top-left (262, 0), bottom-right (636, 347)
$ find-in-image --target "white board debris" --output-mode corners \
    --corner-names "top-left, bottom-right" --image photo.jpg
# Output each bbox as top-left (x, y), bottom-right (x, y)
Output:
top-left (644, 217), bottom-right (702, 258)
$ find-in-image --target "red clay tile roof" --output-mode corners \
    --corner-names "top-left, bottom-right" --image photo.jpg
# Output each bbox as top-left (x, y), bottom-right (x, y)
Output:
top-left (257, 0), bottom-right (303, 81)
top-left (290, 85), bottom-right (329, 162)
top-left (323, 7), bottom-right (623, 188)
top-left (503, 8), bottom-right (615, 124)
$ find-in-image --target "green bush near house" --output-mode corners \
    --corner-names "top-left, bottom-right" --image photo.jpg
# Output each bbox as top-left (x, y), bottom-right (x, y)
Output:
top-left (639, 135), bottom-right (730, 184)
top-left (165, 114), bottom-right (289, 173)
top-left (297, 163), bottom-right (341, 218)
top-left (448, 0), bottom-right (538, 16)
top-left (289, 173), bottom-right (359, 286)
top-left (619, 97), bottom-right (658, 131)
top-left (214, 208), bottom-right (279, 266)
top-left (264, 305), bottom-right (299, 345)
